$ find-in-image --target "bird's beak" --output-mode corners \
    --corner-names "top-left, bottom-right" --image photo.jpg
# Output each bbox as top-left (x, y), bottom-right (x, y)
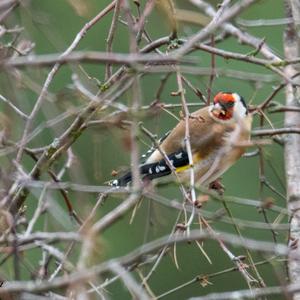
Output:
top-left (212, 102), bottom-right (226, 116)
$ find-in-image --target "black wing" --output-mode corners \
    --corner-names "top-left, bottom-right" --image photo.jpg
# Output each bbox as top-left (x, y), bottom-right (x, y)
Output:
top-left (110, 148), bottom-right (189, 187)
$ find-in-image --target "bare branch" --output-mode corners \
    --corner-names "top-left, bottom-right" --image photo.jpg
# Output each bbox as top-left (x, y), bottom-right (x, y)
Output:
top-left (0, 230), bottom-right (289, 294)
top-left (284, 1), bottom-right (300, 296)
top-left (3, 51), bottom-right (181, 68)
top-left (14, 1), bottom-right (117, 163)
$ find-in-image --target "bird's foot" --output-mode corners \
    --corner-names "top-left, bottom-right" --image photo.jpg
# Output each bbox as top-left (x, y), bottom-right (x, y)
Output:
top-left (209, 178), bottom-right (225, 196)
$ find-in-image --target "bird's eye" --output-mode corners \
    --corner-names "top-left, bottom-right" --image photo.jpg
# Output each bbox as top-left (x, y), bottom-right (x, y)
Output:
top-left (225, 101), bottom-right (235, 108)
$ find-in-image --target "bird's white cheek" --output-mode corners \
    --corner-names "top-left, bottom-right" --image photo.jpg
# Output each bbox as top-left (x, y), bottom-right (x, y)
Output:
top-left (233, 102), bottom-right (247, 120)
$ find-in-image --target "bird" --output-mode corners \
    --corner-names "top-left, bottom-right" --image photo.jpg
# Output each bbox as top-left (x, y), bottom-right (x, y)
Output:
top-left (110, 92), bottom-right (252, 188)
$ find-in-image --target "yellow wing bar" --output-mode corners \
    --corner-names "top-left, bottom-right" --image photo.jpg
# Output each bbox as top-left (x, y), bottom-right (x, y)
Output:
top-left (175, 152), bottom-right (202, 173)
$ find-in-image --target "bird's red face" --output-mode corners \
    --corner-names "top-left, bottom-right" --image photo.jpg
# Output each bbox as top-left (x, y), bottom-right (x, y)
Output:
top-left (211, 92), bottom-right (236, 120)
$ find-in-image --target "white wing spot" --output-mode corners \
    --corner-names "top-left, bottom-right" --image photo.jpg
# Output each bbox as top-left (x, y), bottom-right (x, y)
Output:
top-left (155, 166), bottom-right (160, 173)
top-left (111, 179), bottom-right (119, 187)
top-left (149, 168), bottom-right (153, 174)
top-left (158, 166), bottom-right (166, 171)
top-left (175, 152), bottom-right (183, 159)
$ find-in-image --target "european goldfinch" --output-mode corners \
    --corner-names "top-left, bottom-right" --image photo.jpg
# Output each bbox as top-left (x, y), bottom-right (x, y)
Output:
top-left (111, 92), bottom-right (252, 187)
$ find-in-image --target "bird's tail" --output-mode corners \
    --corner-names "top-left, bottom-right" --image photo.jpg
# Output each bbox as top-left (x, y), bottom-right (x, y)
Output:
top-left (109, 149), bottom-right (189, 187)
top-left (109, 161), bottom-right (172, 187)
top-left (110, 171), bottom-right (132, 187)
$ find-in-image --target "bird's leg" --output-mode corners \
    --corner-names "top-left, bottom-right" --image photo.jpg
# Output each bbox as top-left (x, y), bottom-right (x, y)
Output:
top-left (209, 178), bottom-right (225, 195)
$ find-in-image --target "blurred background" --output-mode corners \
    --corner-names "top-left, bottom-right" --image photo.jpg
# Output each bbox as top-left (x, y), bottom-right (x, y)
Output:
top-left (0, 0), bottom-right (289, 299)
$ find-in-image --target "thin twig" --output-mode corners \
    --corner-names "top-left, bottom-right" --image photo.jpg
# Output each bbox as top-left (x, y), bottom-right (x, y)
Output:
top-left (14, 1), bottom-right (117, 163)
top-left (0, 230), bottom-right (289, 294)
